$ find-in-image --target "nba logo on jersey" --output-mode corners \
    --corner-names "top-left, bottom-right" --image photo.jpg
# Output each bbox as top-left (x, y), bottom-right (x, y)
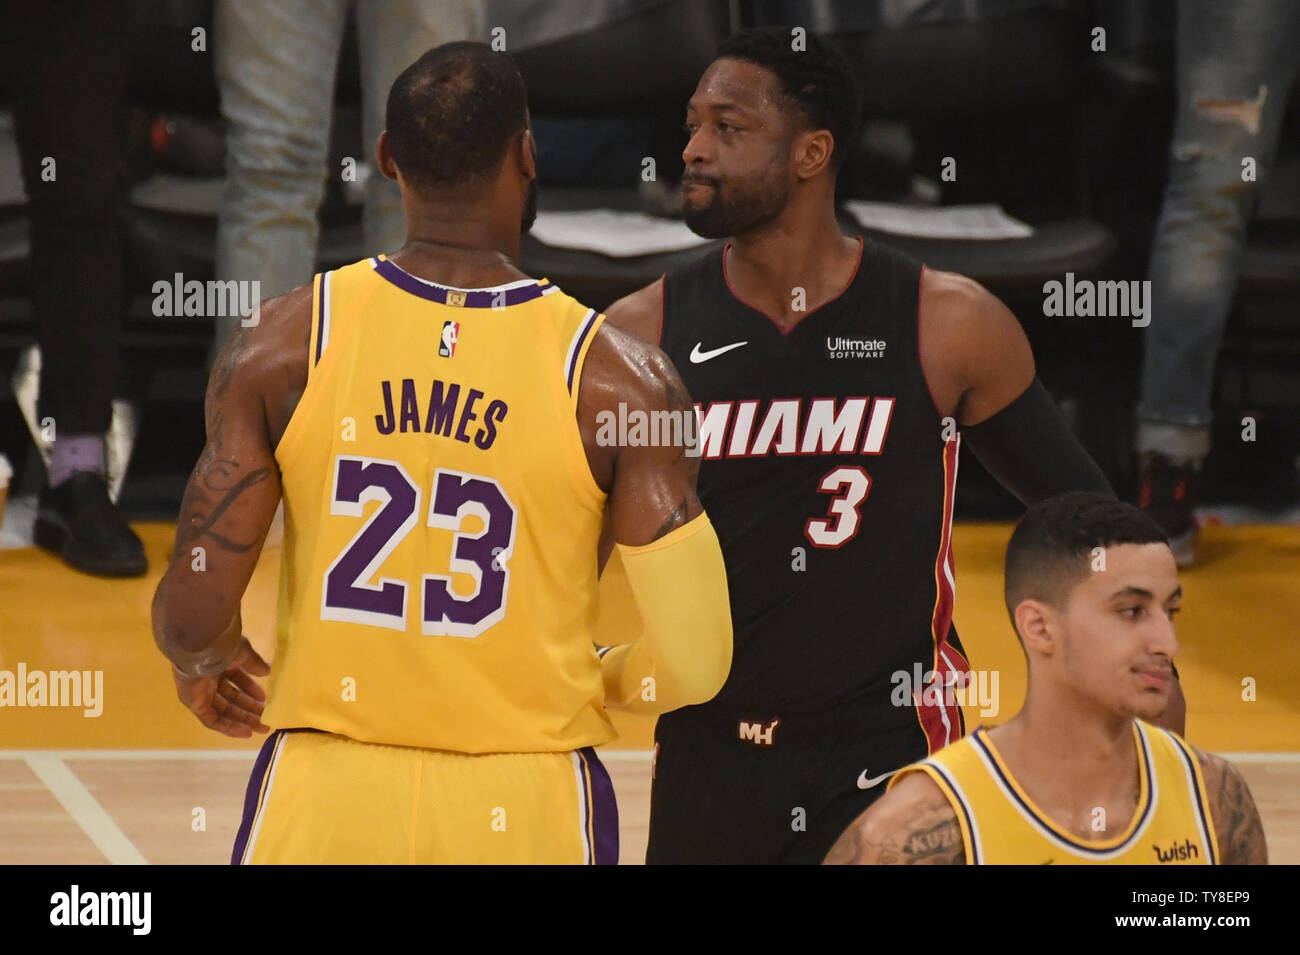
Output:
top-left (439, 320), bottom-right (459, 357)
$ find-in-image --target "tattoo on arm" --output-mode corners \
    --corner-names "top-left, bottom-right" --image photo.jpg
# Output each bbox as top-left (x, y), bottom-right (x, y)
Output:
top-left (664, 371), bottom-right (701, 480)
top-left (176, 465), bottom-right (272, 555)
top-left (640, 361), bottom-right (699, 543)
top-left (210, 326), bottom-right (253, 399)
top-left (897, 808), bottom-right (965, 864)
top-left (825, 800), bottom-right (965, 865)
top-left (1214, 759), bottom-right (1268, 865)
top-left (174, 336), bottom-right (274, 556)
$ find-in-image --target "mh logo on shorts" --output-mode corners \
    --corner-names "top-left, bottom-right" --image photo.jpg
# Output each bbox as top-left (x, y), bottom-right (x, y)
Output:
top-left (439, 320), bottom-right (459, 358)
top-left (739, 718), bottom-right (780, 745)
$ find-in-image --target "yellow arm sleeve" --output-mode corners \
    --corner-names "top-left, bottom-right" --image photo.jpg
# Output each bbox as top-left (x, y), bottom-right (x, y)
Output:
top-left (596, 513), bottom-right (733, 714)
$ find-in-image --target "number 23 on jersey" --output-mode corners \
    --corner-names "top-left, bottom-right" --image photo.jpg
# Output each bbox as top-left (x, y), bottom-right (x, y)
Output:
top-left (320, 455), bottom-right (518, 638)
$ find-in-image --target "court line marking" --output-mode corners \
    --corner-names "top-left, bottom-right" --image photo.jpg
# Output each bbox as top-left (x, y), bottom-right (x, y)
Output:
top-left (1217, 752), bottom-right (1300, 763)
top-left (23, 753), bottom-right (149, 866)
top-left (592, 750), bottom-right (653, 762)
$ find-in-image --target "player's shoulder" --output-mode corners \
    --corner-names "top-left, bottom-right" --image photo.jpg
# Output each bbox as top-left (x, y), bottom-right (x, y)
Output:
top-left (918, 267), bottom-right (1033, 409)
top-left (208, 282), bottom-right (313, 402)
top-left (1181, 741), bottom-right (1268, 865)
top-left (258, 281), bottom-right (315, 334)
top-left (880, 766), bottom-right (951, 810)
top-left (1182, 740), bottom-right (1239, 800)
top-left (581, 316), bottom-right (681, 416)
top-left (603, 276), bottom-right (665, 345)
top-left (823, 767), bottom-right (964, 865)
top-left (575, 305), bottom-right (693, 493)
top-left (920, 267), bottom-right (1015, 333)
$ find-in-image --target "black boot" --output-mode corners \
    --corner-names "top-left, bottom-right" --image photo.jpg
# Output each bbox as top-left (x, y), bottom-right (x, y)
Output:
top-left (34, 472), bottom-right (147, 577)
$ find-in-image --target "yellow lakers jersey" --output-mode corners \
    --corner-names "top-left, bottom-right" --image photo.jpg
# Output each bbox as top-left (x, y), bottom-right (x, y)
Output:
top-left (266, 254), bottom-right (612, 753)
top-left (889, 721), bottom-right (1218, 864)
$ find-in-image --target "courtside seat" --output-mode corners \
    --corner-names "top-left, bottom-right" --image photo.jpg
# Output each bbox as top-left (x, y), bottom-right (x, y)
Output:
top-left (510, 0), bottom-right (731, 306)
top-left (846, 217), bottom-right (1115, 293)
top-left (1237, 217), bottom-right (1300, 302)
top-left (820, 5), bottom-right (1117, 300)
top-left (511, 0), bottom-right (731, 114)
top-left (513, 2), bottom-right (1116, 307)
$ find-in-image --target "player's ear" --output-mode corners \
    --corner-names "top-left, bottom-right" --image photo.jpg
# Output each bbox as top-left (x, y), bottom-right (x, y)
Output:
top-left (518, 127), bottom-right (537, 182)
top-left (374, 130), bottom-right (399, 181)
top-left (1013, 599), bottom-right (1056, 657)
top-left (794, 128), bottom-right (835, 181)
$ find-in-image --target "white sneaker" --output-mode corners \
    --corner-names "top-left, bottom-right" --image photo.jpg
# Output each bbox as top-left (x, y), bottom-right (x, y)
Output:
top-left (11, 345), bottom-right (137, 503)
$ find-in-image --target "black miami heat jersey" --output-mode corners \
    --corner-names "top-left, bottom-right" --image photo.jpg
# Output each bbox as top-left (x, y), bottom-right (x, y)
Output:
top-left (659, 237), bottom-right (966, 749)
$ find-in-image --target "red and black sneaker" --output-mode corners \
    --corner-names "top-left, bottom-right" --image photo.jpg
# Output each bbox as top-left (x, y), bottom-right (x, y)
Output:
top-left (1136, 453), bottom-right (1200, 567)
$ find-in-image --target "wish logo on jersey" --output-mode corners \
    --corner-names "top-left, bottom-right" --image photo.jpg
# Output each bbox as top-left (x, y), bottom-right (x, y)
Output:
top-left (1152, 839), bottom-right (1201, 863)
top-left (439, 320), bottom-right (459, 358)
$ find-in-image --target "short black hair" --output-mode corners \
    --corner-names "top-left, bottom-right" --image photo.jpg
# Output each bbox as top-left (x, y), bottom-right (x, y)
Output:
top-left (716, 26), bottom-right (862, 171)
top-left (385, 41), bottom-right (528, 190)
top-left (1004, 492), bottom-right (1169, 636)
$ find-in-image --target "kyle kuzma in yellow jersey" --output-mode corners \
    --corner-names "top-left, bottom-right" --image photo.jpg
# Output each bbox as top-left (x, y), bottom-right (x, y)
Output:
top-left (825, 492), bottom-right (1266, 866)
top-left (151, 43), bottom-right (733, 864)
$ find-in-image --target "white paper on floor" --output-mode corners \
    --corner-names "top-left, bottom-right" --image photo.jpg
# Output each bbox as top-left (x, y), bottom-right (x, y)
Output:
top-left (530, 210), bottom-right (713, 257)
top-left (843, 201), bottom-right (1034, 240)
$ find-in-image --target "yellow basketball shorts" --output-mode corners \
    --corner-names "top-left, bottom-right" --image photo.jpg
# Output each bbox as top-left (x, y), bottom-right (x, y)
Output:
top-left (231, 729), bottom-right (618, 864)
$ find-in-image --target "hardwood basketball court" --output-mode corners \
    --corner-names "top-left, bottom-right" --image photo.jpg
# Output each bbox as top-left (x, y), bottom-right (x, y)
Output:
top-left (2, 521), bottom-right (1297, 864)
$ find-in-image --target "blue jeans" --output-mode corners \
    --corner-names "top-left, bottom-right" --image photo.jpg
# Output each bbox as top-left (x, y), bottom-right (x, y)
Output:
top-left (213, 0), bottom-right (484, 346)
top-left (1137, 0), bottom-right (1300, 462)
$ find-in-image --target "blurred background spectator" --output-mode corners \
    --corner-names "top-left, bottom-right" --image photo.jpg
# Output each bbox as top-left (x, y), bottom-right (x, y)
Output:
top-left (1134, 0), bottom-right (1300, 566)
top-left (212, 0), bottom-right (485, 351)
top-left (0, 2), bottom-right (146, 577)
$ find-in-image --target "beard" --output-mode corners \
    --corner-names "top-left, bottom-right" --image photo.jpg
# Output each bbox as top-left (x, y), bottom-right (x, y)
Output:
top-left (681, 169), bottom-right (789, 239)
top-left (521, 177), bottom-right (539, 233)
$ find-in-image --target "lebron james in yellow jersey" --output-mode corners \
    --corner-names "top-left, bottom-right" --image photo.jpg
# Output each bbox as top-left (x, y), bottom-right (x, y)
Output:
top-left (826, 493), bottom-right (1266, 865)
top-left (151, 43), bottom-right (733, 864)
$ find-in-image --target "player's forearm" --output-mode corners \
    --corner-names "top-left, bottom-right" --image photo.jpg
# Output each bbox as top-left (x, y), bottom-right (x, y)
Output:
top-left (599, 514), bottom-right (733, 713)
top-left (151, 567), bottom-right (243, 677)
top-left (601, 639), bottom-right (727, 713)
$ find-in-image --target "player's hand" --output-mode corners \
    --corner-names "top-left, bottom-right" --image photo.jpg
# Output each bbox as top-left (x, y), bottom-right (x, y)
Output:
top-left (172, 638), bottom-right (272, 738)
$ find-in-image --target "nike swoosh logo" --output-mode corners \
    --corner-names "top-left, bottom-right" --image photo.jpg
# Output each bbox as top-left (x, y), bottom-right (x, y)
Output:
top-left (857, 769), bottom-right (896, 790)
top-left (689, 340), bottom-right (748, 363)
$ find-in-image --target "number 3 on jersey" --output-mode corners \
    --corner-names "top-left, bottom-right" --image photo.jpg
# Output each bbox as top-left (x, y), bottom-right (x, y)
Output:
top-left (805, 465), bottom-right (871, 548)
top-left (321, 456), bottom-right (518, 637)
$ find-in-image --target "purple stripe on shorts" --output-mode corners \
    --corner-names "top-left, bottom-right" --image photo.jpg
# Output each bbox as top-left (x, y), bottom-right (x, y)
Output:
top-left (230, 730), bottom-right (282, 865)
top-left (580, 747), bottom-right (620, 865)
top-left (372, 257), bottom-right (547, 308)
